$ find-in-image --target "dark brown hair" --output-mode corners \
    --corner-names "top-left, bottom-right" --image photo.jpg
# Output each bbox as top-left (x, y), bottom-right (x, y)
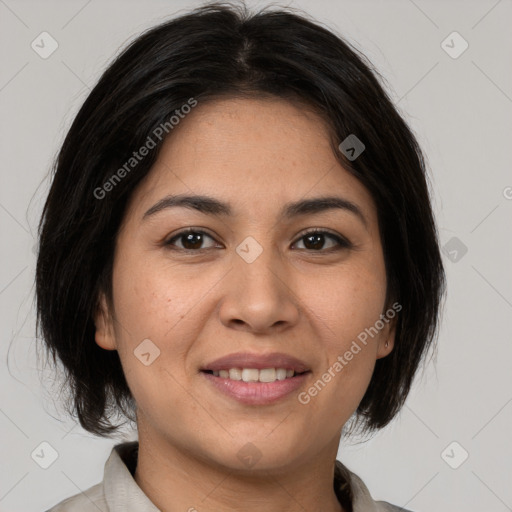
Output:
top-left (36, 1), bottom-right (445, 436)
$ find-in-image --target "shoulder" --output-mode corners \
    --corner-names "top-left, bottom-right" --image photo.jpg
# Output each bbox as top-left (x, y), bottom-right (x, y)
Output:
top-left (44, 481), bottom-right (108, 511)
top-left (44, 441), bottom-right (156, 512)
top-left (374, 501), bottom-right (413, 512)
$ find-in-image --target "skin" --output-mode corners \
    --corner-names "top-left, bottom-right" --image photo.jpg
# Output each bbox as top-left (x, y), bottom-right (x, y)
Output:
top-left (94, 97), bottom-right (396, 512)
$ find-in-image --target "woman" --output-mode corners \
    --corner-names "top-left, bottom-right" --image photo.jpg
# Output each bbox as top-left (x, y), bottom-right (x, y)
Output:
top-left (37, 2), bottom-right (445, 511)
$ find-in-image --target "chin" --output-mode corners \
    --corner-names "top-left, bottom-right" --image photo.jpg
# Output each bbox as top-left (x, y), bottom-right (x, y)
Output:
top-left (210, 434), bottom-right (304, 473)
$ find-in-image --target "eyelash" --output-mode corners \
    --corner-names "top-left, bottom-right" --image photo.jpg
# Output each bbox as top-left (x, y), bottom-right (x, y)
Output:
top-left (164, 227), bottom-right (352, 253)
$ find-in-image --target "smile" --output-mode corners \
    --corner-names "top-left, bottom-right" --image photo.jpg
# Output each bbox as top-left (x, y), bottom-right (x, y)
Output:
top-left (201, 369), bottom-right (310, 405)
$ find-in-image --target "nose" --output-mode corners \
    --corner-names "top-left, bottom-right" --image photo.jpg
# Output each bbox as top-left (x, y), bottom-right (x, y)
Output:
top-left (218, 245), bottom-right (300, 335)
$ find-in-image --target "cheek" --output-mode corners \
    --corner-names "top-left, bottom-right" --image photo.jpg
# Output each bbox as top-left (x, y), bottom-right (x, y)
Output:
top-left (303, 262), bottom-right (387, 348)
top-left (298, 261), bottom-right (386, 408)
top-left (111, 253), bottom-right (207, 342)
top-left (110, 251), bottom-right (228, 398)
top-left (109, 256), bottom-right (210, 417)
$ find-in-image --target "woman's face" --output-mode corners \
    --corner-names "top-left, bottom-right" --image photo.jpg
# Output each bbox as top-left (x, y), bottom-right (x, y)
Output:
top-left (95, 97), bottom-right (395, 471)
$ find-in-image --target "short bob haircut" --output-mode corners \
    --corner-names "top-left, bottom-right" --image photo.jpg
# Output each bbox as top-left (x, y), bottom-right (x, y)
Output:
top-left (36, 2), bottom-right (445, 437)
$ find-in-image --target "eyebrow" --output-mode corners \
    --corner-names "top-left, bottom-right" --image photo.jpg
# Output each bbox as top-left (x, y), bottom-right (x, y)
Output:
top-left (142, 193), bottom-right (367, 227)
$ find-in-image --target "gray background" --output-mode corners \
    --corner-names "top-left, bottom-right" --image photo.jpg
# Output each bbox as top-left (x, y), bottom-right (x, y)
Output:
top-left (1, 0), bottom-right (511, 511)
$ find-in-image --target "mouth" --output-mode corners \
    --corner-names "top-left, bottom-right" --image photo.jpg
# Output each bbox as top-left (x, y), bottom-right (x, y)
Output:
top-left (200, 352), bottom-right (312, 405)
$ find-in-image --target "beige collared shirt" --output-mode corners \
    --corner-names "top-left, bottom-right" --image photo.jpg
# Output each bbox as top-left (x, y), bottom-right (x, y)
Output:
top-left (46, 442), bottom-right (411, 512)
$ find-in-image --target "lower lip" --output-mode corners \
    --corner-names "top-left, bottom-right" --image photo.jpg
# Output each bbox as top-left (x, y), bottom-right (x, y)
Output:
top-left (201, 371), bottom-right (310, 405)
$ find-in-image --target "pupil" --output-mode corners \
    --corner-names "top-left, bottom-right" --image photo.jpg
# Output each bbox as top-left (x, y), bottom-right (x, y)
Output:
top-left (305, 234), bottom-right (324, 250)
top-left (183, 232), bottom-right (203, 249)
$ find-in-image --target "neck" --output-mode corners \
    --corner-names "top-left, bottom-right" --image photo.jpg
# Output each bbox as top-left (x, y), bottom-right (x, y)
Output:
top-left (133, 428), bottom-right (345, 512)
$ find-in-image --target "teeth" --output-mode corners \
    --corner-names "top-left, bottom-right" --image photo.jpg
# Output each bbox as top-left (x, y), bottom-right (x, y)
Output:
top-left (210, 368), bottom-right (298, 383)
top-left (241, 368), bottom-right (259, 382)
top-left (228, 368), bottom-right (242, 380)
top-left (276, 368), bottom-right (287, 380)
top-left (259, 368), bottom-right (276, 382)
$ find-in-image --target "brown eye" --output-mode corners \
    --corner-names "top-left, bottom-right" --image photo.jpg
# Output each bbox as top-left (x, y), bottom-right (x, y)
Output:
top-left (293, 230), bottom-right (351, 251)
top-left (165, 230), bottom-right (219, 251)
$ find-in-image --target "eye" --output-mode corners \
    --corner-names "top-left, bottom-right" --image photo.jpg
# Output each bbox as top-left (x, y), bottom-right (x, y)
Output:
top-left (164, 229), bottom-right (221, 251)
top-left (292, 229), bottom-right (352, 251)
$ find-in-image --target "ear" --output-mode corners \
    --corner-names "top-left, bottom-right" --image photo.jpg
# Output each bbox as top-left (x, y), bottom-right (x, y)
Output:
top-left (94, 292), bottom-right (117, 351)
top-left (376, 314), bottom-right (397, 360)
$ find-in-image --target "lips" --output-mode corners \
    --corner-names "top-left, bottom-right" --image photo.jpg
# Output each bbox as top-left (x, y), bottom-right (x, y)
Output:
top-left (200, 352), bottom-right (312, 405)
top-left (201, 352), bottom-right (310, 373)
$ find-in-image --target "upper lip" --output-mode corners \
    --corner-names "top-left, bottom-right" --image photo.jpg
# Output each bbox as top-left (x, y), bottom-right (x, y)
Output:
top-left (202, 352), bottom-right (310, 373)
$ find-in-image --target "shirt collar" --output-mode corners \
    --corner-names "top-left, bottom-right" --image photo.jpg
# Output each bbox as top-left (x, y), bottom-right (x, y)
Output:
top-left (104, 442), bottom-right (159, 511)
top-left (335, 459), bottom-right (390, 512)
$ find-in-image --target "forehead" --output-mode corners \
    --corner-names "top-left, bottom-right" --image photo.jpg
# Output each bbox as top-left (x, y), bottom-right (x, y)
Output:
top-left (125, 97), bottom-right (377, 224)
